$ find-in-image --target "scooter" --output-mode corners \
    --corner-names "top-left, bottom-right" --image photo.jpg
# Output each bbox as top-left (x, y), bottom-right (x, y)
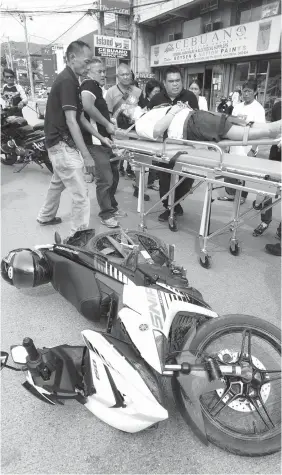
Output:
top-left (1, 229), bottom-right (281, 456)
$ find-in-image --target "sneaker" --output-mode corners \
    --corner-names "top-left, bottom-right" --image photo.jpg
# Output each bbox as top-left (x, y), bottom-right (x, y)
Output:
top-left (265, 243), bottom-right (281, 256)
top-left (253, 222), bottom-right (269, 237)
top-left (147, 182), bottom-right (160, 191)
top-left (126, 171), bottom-right (135, 179)
top-left (37, 217), bottom-right (62, 226)
top-left (101, 217), bottom-right (119, 228)
top-left (133, 186), bottom-right (150, 201)
top-left (175, 205), bottom-right (184, 216)
top-left (113, 209), bottom-right (127, 218)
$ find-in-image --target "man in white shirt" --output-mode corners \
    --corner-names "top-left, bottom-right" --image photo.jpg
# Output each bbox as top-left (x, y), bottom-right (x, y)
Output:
top-left (219, 79), bottom-right (266, 204)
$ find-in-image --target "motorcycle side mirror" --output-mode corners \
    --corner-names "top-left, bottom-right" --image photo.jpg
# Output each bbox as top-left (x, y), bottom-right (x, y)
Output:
top-left (10, 345), bottom-right (28, 364)
top-left (0, 351), bottom-right (9, 370)
top-left (54, 231), bottom-right (62, 244)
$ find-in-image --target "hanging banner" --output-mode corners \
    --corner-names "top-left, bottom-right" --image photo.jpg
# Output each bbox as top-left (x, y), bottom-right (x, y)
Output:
top-left (151, 15), bottom-right (281, 67)
top-left (94, 35), bottom-right (131, 59)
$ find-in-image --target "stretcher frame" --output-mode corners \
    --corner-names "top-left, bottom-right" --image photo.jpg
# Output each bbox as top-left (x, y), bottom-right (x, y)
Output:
top-left (114, 133), bottom-right (281, 268)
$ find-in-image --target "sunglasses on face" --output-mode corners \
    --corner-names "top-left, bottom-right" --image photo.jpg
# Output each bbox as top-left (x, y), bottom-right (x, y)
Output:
top-left (5, 75), bottom-right (14, 79)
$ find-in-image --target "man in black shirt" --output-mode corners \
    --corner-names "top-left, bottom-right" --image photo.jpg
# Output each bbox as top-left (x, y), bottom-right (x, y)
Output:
top-left (37, 41), bottom-right (107, 237)
top-left (148, 66), bottom-right (198, 230)
top-left (81, 58), bottom-right (127, 228)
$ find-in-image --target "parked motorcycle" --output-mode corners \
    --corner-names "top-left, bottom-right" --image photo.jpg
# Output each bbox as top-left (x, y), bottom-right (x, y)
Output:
top-left (1, 108), bottom-right (52, 173)
top-left (1, 229), bottom-right (281, 456)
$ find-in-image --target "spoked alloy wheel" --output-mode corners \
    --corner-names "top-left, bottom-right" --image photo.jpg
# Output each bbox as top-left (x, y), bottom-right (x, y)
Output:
top-left (86, 230), bottom-right (169, 266)
top-left (179, 315), bottom-right (281, 456)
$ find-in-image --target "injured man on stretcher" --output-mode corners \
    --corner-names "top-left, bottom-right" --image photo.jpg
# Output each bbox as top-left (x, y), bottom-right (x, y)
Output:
top-left (128, 102), bottom-right (282, 143)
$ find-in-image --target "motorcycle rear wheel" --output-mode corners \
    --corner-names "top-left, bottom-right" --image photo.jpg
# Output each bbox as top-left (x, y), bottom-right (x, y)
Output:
top-left (173, 314), bottom-right (281, 456)
top-left (86, 230), bottom-right (169, 266)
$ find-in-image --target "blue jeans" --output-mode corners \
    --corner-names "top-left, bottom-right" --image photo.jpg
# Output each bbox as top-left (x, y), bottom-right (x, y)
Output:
top-left (88, 145), bottom-right (119, 220)
top-left (37, 141), bottom-right (90, 235)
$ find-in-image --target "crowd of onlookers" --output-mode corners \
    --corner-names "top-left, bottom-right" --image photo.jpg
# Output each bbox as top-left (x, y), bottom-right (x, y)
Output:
top-left (1, 39), bottom-right (281, 257)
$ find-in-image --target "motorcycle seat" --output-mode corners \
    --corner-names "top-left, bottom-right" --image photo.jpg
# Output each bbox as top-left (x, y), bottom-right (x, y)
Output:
top-left (33, 123), bottom-right (44, 131)
top-left (45, 250), bottom-right (112, 322)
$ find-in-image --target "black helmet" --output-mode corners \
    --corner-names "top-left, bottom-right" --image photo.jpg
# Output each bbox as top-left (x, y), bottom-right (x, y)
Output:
top-left (1, 249), bottom-right (51, 288)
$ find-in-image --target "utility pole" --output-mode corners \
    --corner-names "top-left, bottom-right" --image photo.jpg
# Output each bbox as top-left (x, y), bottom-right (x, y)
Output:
top-left (6, 37), bottom-right (13, 68)
top-left (20, 14), bottom-right (35, 102)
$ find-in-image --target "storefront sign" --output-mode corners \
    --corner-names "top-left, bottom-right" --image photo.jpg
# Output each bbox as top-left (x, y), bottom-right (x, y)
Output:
top-left (94, 35), bottom-right (131, 59)
top-left (151, 15), bottom-right (281, 67)
top-left (136, 72), bottom-right (155, 79)
top-left (92, 0), bottom-right (130, 15)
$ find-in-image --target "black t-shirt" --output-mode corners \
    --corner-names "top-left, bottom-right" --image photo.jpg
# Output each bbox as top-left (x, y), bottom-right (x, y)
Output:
top-left (44, 66), bottom-right (83, 149)
top-left (80, 79), bottom-right (111, 145)
top-left (148, 88), bottom-right (199, 110)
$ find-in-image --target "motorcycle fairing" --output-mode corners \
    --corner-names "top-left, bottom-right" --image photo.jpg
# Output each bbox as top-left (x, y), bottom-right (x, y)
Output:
top-left (121, 284), bottom-right (218, 372)
top-left (82, 330), bottom-right (168, 433)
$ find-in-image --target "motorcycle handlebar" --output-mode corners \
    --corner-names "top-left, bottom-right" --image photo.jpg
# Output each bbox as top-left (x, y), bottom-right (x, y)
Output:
top-left (23, 337), bottom-right (40, 361)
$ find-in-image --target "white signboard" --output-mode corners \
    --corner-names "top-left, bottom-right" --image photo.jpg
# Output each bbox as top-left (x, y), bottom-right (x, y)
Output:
top-left (151, 16), bottom-right (281, 67)
top-left (94, 35), bottom-right (131, 59)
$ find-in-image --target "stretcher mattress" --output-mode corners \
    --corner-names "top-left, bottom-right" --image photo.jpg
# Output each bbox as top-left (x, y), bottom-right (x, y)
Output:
top-left (114, 137), bottom-right (282, 182)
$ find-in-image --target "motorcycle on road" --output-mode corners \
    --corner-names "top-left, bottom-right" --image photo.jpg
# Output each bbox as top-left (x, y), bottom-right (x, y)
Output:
top-left (1, 107), bottom-right (52, 173)
top-left (1, 229), bottom-right (281, 456)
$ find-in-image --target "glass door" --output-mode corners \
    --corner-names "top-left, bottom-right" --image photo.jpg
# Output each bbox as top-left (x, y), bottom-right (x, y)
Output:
top-left (210, 64), bottom-right (224, 112)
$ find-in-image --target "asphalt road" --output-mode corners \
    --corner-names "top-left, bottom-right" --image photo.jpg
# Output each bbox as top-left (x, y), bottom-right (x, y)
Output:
top-left (1, 104), bottom-right (281, 474)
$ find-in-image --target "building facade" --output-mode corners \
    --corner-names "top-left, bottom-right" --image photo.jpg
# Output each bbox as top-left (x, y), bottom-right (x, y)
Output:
top-left (135, 0), bottom-right (281, 118)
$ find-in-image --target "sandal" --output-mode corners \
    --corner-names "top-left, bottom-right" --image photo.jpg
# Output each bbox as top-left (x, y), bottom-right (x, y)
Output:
top-left (217, 196), bottom-right (235, 201)
top-left (252, 222), bottom-right (269, 237)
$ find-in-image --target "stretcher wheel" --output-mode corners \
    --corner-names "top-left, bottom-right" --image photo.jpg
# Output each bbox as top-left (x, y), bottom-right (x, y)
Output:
top-left (199, 255), bottom-right (211, 269)
top-left (168, 217), bottom-right (178, 232)
top-left (229, 241), bottom-right (240, 256)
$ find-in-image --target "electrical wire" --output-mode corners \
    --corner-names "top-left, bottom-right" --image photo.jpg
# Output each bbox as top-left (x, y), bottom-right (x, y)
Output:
top-left (0, 0), bottom-right (171, 15)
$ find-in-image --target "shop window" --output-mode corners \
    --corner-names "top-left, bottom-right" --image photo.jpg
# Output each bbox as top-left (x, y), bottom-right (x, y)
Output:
top-left (249, 61), bottom-right (257, 75)
top-left (264, 58), bottom-right (281, 120)
top-left (233, 62), bottom-right (249, 91)
top-left (237, 0), bottom-right (263, 24)
top-left (258, 59), bottom-right (268, 74)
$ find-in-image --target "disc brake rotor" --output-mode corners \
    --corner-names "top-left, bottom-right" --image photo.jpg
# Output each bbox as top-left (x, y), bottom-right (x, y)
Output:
top-left (216, 349), bottom-right (270, 412)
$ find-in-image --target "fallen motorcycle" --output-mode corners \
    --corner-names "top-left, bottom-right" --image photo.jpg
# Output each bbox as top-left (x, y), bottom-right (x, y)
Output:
top-left (1, 109), bottom-right (52, 173)
top-left (1, 229), bottom-right (281, 456)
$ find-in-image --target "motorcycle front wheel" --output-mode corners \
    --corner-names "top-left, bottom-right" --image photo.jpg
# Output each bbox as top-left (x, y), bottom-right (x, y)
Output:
top-left (173, 314), bottom-right (281, 456)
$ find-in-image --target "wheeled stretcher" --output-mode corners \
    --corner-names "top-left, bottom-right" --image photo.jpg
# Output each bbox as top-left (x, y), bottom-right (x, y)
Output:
top-left (113, 132), bottom-right (281, 268)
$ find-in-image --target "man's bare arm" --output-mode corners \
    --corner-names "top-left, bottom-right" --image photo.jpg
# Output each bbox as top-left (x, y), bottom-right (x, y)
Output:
top-left (82, 92), bottom-right (115, 135)
top-left (80, 113), bottom-right (113, 148)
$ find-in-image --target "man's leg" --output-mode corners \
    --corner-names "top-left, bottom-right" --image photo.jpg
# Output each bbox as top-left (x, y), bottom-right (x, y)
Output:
top-left (89, 145), bottom-right (116, 220)
top-left (109, 159), bottom-right (119, 210)
top-left (253, 197), bottom-right (272, 237)
top-left (55, 143), bottom-right (90, 235)
top-left (37, 146), bottom-right (65, 225)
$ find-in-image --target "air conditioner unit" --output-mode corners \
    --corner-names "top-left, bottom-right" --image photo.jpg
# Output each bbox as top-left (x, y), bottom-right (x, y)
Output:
top-left (204, 23), bottom-right (213, 33)
top-left (168, 34), bottom-right (175, 41)
top-left (213, 21), bottom-right (223, 30)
